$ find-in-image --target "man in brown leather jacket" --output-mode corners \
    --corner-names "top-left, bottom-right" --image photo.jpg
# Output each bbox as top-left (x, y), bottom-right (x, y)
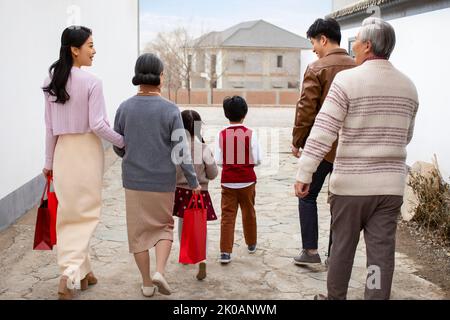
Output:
top-left (292, 18), bottom-right (356, 266)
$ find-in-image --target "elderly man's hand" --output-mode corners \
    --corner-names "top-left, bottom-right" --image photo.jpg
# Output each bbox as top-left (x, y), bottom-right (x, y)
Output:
top-left (295, 181), bottom-right (310, 198)
top-left (291, 145), bottom-right (302, 158)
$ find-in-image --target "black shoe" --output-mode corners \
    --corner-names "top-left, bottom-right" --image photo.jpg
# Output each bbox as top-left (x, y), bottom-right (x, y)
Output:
top-left (293, 250), bottom-right (321, 265)
top-left (247, 244), bottom-right (257, 254)
top-left (314, 294), bottom-right (328, 300)
top-left (220, 253), bottom-right (231, 264)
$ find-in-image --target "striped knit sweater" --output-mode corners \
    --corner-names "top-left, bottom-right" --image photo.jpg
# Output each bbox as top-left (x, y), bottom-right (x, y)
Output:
top-left (296, 59), bottom-right (419, 196)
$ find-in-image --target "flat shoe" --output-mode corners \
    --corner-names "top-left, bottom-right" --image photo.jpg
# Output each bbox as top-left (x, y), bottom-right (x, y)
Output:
top-left (152, 272), bottom-right (172, 295)
top-left (141, 285), bottom-right (157, 297)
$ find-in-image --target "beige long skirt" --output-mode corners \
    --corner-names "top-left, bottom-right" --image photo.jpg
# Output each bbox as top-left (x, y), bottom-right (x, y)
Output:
top-left (53, 133), bottom-right (104, 289)
top-left (125, 189), bottom-right (175, 253)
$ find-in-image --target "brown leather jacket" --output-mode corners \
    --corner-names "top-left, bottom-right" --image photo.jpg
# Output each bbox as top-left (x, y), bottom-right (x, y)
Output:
top-left (292, 48), bottom-right (356, 163)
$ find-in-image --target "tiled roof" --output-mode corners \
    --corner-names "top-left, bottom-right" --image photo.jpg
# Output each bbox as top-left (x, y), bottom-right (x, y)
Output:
top-left (192, 20), bottom-right (311, 49)
top-left (327, 0), bottom-right (400, 19)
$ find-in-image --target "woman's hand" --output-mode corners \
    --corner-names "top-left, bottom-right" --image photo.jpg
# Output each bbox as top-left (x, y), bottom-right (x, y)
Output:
top-left (42, 168), bottom-right (53, 177)
top-left (192, 185), bottom-right (202, 195)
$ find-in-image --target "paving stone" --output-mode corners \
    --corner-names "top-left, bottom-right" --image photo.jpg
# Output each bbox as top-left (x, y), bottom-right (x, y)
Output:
top-left (0, 107), bottom-right (445, 300)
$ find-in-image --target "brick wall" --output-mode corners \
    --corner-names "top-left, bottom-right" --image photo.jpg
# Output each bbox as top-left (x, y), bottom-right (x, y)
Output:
top-left (163, 89), bottom-right (299, 106)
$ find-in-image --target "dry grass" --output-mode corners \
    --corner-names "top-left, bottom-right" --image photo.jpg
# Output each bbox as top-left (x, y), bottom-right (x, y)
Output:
top-left (408, 171), bottom-right (450, 244)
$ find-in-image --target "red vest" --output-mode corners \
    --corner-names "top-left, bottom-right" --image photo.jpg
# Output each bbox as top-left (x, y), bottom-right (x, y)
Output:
top-left (219, 126), bottom-right (257, 184)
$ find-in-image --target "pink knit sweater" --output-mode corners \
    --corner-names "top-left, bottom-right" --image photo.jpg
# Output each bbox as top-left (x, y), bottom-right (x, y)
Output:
top-left (44, 67), bottom-right (124, 169)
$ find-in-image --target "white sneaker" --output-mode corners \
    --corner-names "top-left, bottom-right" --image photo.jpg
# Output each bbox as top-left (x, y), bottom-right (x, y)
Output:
top-left (141, 285), bottom-right (156, 297)
top-left (152, 272), bottom-right (172, 295)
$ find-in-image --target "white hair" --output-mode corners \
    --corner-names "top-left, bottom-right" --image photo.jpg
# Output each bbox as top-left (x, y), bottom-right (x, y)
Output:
top-left (359, 17), bottom-right (396, 59)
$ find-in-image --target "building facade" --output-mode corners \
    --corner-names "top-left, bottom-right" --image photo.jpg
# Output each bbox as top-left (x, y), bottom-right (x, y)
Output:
top-left (189, 20), bottom-right (312, 90)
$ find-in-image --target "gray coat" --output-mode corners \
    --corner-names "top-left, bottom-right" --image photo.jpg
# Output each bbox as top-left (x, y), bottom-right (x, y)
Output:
top-left (113, 95), bottom-right (199, 192)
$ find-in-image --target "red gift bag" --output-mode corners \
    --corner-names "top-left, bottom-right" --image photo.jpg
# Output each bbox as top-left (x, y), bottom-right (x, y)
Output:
top-left (33, 175), bottom-right (58, 250)
top-left (47, 176), bottom-right (58, 246)
top-left (179, 194), bottom-right (207, 264)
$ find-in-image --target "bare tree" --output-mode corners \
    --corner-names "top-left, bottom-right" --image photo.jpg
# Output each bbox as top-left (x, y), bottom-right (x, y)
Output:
top-left (144, 27), bottom-right (230, 104)
top-left (144, 28), bottom-right (195, 103)
top-left (143, 41), bottom-right (181, 102)
top-left (202, 51), bottom-right (229, 104)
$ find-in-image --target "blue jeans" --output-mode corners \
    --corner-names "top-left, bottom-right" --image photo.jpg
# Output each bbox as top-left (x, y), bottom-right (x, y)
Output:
top-left (298, 160), bottom-right (333, 250)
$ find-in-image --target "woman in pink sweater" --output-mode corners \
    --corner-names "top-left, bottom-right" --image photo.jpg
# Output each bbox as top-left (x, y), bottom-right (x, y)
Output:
top-left (42, 26), bottom-right (124, 300)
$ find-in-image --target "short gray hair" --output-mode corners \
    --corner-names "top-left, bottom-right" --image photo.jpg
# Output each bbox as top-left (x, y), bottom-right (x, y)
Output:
top-left (359, 17), bottom-right (396, 59)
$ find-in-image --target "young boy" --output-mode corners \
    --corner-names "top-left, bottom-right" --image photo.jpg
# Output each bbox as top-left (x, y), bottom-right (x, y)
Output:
top-left (215, 96), bottom-right (261, 264)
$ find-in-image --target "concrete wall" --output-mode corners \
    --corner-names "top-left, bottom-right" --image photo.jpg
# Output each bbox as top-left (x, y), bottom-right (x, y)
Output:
top-left (163, 89), bottom-right (299, 106)
top-left (0, 0), bottom-right (139, 230)
top-left (338, 8), bottom-right (450, 178)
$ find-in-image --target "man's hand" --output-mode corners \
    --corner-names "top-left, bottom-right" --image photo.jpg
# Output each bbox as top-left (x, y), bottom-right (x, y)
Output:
top-left (193, 185), bottom-right (202, 195)
top-left (295, 181), bottom-right (310, 198)
top-left (42, 168), bottom-right (53, 177)
top-left (291, 145), bottom-right (302, 158)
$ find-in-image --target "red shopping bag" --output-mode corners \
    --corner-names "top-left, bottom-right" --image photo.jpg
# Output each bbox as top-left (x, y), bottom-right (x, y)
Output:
top-left (47, 176), bottom-right (58, 246)
top-left (33, 175), bottom-right (58, 250)
top-left (179, 194), bottom-right (207, 264)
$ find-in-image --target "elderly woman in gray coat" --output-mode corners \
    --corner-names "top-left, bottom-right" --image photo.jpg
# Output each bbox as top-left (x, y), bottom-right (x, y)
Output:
top-left (114, 53), bottom-right (201, 297)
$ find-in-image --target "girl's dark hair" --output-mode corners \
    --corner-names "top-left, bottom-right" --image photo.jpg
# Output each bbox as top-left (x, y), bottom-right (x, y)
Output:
top-left (181, 110), bottom-right (204, 143)
top-left (43, 26), bottom-right (92, 104)
top-left (132, 53), bottom-right (164, 86)
top-left (306, 18), bottom-right (341, 45)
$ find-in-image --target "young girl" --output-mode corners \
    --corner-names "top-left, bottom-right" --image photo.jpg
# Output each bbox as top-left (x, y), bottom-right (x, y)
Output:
top-left (173, 110), bottom-right (218, 280)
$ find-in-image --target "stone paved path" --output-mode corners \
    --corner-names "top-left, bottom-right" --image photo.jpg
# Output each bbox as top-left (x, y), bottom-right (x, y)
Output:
top-left (0, 107), bottom-right (445, 300)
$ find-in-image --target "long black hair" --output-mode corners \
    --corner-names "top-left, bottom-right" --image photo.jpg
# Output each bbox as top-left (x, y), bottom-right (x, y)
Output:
top-left (181, 110), bottom-right (205, 143)
top-left (43, 26), bottom-right (92, 104)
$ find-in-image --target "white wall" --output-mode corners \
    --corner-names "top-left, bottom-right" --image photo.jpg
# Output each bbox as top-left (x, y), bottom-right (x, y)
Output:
top-left (0, 0), bottom-right (139, 200)
top-left (339, 8), bottom-right (450, 178)
top-left (300, 49), bottom-right (316, 85)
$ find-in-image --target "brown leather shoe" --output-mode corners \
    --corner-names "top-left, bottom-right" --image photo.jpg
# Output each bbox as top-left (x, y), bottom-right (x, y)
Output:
top-left (58, 276), bottom-right (73, 300)
top-left (80, 272), bottom-right (98, 291)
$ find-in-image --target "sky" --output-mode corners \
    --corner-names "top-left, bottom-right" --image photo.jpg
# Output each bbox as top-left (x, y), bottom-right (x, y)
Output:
top-left (139, 0), bottom-right (332, 49)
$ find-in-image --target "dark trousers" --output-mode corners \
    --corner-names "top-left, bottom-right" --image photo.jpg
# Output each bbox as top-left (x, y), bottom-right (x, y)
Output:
top-left (298, 160), bottom-right (333, 250)
top-left (327, 194), bottom-right (403, 300)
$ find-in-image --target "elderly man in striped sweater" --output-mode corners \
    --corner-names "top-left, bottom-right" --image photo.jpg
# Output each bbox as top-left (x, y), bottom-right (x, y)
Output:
top-left (295, 17), bottom-right (419, 300)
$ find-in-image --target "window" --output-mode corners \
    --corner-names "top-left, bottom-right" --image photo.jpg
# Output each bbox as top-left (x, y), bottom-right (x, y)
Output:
top-left (348, 37), bottom-right (356, 58)
top-left (277, 55), bottom-right (283, 68)
top-left (211, 54), bottom-right (217, 74)
top-left (288, 81), bottom-right (299, 89)
top-left (187, 54), bottom-right (192, 71)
